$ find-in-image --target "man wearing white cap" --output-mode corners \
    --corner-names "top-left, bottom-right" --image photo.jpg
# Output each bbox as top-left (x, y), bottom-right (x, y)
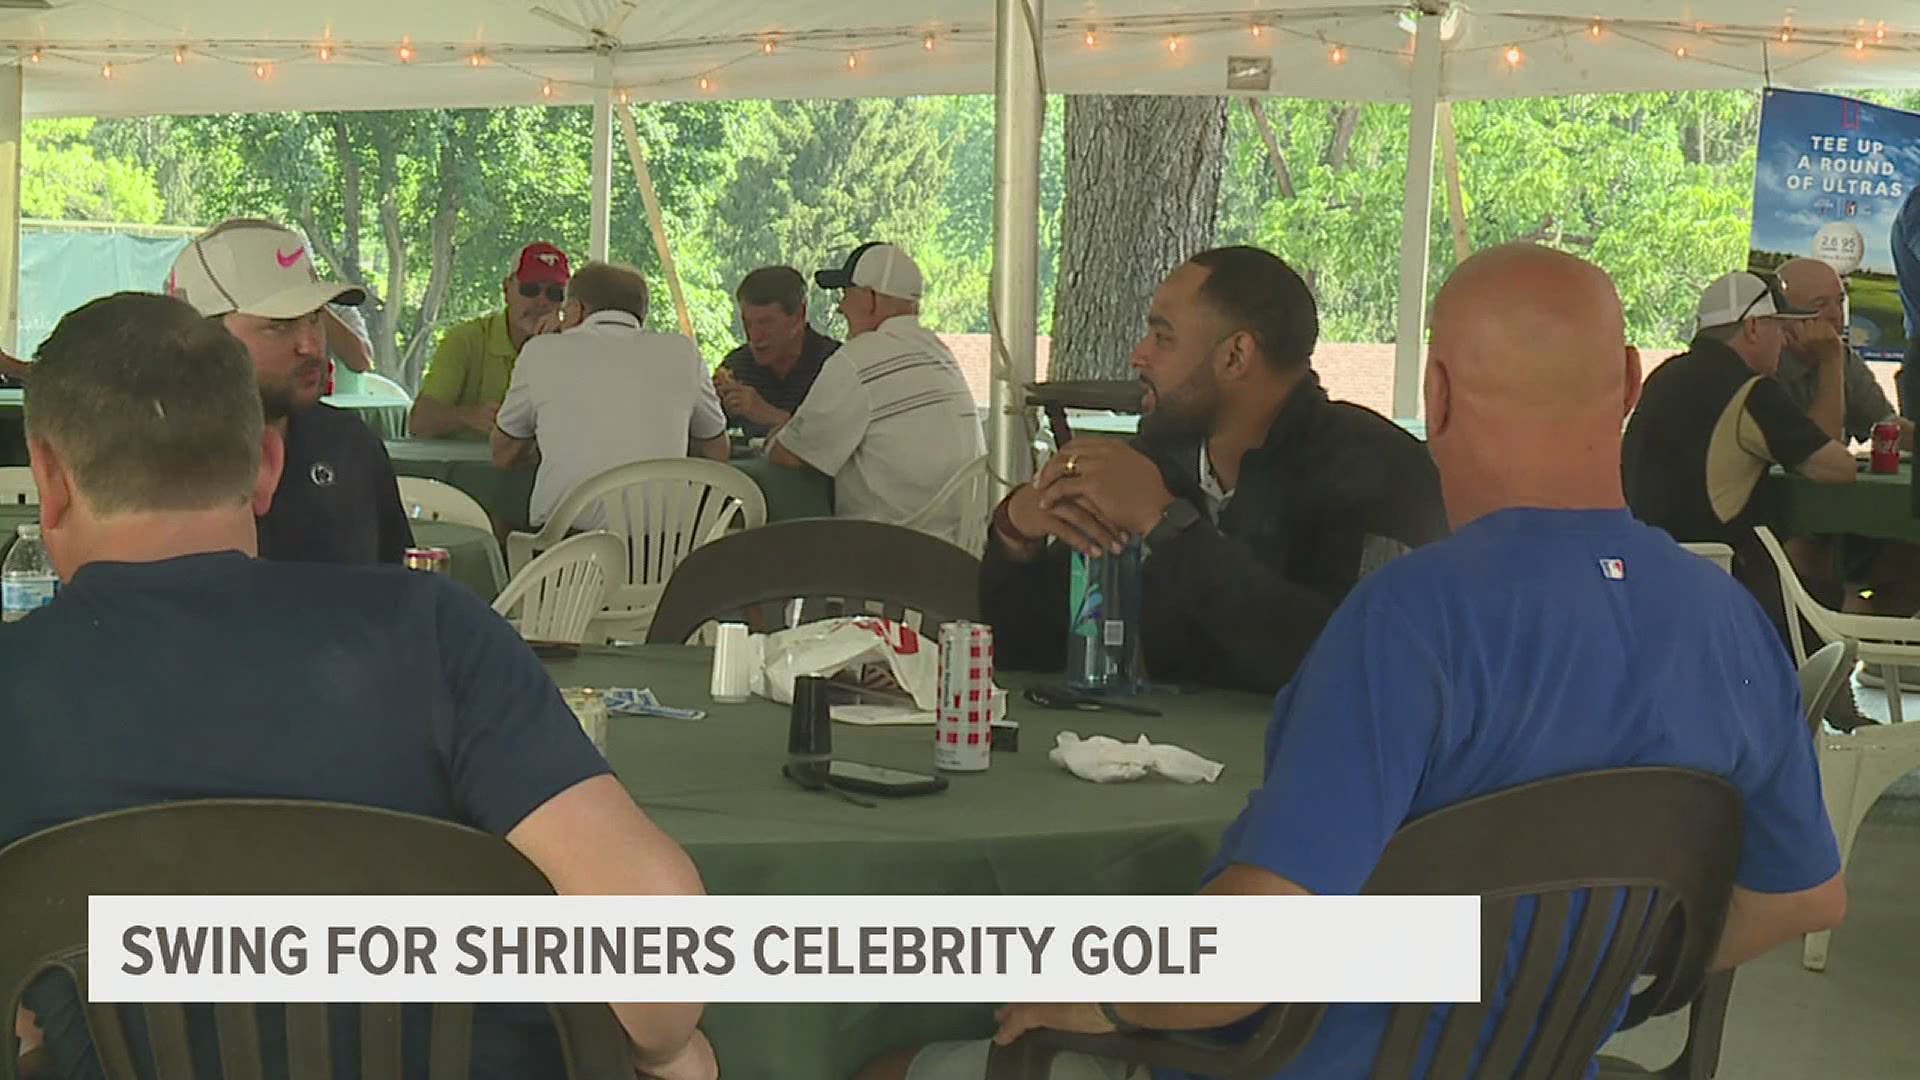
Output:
top-left (167, 218), bottom-right (413, 565)
top-left (768, 242), bottom-right (984, 545)
top-left (1623, 270), bottom-right (1855, 634)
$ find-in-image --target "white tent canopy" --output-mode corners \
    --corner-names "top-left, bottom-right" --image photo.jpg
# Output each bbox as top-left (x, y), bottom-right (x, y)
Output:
top-left (5, 2), bottom-right (1920, 118)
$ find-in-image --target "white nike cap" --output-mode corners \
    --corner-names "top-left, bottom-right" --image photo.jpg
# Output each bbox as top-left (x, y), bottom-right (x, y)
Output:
top-left (166, 218), bottom-right (366, 320)
top-left (1693, 270), bottom-right (1815, 334)
top-left (815, 242), bottom-right (925, 302)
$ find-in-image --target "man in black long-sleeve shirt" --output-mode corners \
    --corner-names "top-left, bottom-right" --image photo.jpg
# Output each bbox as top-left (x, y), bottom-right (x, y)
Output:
top-left (981, 247), bottom-right (1447, 694)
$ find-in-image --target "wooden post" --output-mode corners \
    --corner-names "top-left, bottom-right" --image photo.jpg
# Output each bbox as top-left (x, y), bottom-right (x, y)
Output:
top-left (1438, 101), bottom-right (1469, 265)
top-left (615, 105), bottom-right (696, 344)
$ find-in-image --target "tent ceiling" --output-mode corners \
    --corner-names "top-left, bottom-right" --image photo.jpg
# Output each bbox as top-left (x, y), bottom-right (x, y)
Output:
top-left (7, 1), bottom-right (1920, 117)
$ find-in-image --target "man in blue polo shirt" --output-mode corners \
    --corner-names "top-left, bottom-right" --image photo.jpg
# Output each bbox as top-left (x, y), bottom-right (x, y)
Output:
top-left (866, 244), bottom-right (1845, 1080)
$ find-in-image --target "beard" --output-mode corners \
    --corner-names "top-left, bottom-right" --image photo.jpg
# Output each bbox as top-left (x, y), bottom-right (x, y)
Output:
top-left (1136, 368), bottom-right (1220, 442)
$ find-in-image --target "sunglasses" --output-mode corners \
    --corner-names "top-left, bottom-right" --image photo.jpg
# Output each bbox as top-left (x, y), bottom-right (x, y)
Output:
top-left (518, 283), bottom-right (566, 303)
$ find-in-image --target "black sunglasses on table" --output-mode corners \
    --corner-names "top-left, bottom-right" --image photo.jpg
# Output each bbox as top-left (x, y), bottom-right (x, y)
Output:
top-left (518, 282), bottom-right (566, 303)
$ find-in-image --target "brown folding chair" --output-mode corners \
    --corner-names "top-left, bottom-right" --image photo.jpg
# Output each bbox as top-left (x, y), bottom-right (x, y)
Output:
top-left (645, 518), bottom-right (981, 643)
top-left (0, 799), bottom-right (633, 1080)
top-left (987, 767), bottom-right (1743, 1080)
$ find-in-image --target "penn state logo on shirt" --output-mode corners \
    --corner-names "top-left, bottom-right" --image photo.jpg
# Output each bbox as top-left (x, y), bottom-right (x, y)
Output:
top-left (1598, 558), bottom-right (1626, 581)
top-left (309, 462), bottom-right (337, 488)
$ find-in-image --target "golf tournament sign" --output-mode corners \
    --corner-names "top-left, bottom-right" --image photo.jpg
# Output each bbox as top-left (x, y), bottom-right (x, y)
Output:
top-left (1750, 89), bottom-right (1920, 362)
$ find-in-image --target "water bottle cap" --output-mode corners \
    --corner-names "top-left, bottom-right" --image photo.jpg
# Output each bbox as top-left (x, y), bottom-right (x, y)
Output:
top-left (16, 524), bottom-right (38, 540)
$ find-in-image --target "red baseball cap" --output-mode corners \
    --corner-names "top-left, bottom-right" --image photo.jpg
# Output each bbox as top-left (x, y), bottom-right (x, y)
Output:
top-left (514, 242), bottom-right (571, 286)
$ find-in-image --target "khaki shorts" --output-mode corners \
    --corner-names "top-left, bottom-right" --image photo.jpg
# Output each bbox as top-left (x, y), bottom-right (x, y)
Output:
top-left (906, 1039), bottom-right (1145, 1080)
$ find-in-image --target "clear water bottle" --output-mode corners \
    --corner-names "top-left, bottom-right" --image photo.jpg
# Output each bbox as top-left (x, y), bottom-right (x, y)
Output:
top-left (1066, 539), bottom-right (1144, 695)
top-left (2, 524), bottom-right (57, 623)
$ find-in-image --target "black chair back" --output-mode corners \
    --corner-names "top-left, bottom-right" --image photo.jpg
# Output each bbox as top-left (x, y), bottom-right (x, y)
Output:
top-left (0, 799), bottom-right (632, 1080)
top-left (646, 518), bottom-right (981, 643)
top-left (989, 767), bottom-right (1743, 1080)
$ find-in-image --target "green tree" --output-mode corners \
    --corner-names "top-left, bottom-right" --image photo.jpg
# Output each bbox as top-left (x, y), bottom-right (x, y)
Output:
top-left (21, 118), bottom-right (163, 223)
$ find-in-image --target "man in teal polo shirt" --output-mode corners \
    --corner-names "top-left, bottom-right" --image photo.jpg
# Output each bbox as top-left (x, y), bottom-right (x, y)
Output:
top-left (408, 242), bottom-right (570, 439)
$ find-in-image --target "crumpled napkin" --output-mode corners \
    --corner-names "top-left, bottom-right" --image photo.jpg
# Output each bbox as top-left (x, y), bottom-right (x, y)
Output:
top-left (602, 688), bottom-right (707, 721)
top-left (1048, 732), bottom-right (1224, 784)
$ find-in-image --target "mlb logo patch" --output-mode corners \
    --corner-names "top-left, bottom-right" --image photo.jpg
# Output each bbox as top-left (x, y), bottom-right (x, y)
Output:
top-left (1598, 558), bottom-right (1626, 580)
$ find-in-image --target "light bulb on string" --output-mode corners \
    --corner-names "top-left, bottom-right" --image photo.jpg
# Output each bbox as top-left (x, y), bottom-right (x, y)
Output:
top-left (1504, 45), bottom-right (1521, 66)
top-left (923, 34), bottom-right (936, 51)
top-left (541, 79), bottom-right (555, 99)
top-left (698, 74), bottom-right (711, 91)
top-left (1167, 36), bottom-right (1182, 53)
top-left (846, 52), bottom-right (857, 70)
top-left (1329, 45), bottom-right (1345, 64)
top-left (398, 40), bottom-right (414, 63)
top-left (1675, 45), bottom-right (1688, 59)
top-left (1855, 37), bottom-right (1867, 52)
top-left (318, 42), bottom-right (334, 61)
top-left (1876, 23), bottom-right (1888, 41)
top-left (1250, 24), bottom-right (1264, 39)
top-left (762, 38), bottom-right (776, 54)
top-left (617, 88), bottom-right (630, 104)
top-left (1588, 21), bottom-right (1603, 39)
top-left (1084, 29), bottom-right (1097, 47)
top-left (100, 62), bottom-right (112, 79)
top-left (468, 50), bottom-right (486, 67)
top-left (254, 61), bottom-right (268, 79)
top-left (1779, 27), bottom-right (1791, 43)
top-left (174, 46), bottom-right (187, 64)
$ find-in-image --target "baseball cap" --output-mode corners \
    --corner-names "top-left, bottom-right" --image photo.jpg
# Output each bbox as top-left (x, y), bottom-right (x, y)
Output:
top-left (815, 242), bottom-right (925, 302)
top-left (514, 242), bottom-right (571, 286)
top-left (166, 219), bottom-right (365, 320)
top-left (1694, 271), bottom-right (1815, 333)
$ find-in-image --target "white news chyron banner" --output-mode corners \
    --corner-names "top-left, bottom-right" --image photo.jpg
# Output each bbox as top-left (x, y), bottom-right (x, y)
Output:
top-left (90, 895), bottom-right (1479, 1004)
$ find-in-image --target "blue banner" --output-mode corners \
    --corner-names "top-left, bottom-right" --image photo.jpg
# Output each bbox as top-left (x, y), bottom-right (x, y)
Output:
top-left (1750, 88), bottom-right (1920, 362)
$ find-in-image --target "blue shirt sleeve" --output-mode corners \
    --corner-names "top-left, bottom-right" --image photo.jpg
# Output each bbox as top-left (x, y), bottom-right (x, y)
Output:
top-left (1732, 656), bottom-right (1841, 894)
top-left (431, 579), bottom-right (611, 836)
top-left (1210, 581), bottom-right (1444, 895)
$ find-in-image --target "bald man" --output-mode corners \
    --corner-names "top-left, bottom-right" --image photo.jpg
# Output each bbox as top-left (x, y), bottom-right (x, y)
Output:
top-left (863, 248), bottom-right (1845, 1080)
top-left (1777, 257), bottom-right (1910, 449)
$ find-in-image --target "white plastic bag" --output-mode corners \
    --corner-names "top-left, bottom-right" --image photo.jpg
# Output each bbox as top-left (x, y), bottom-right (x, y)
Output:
top-left (755, 617), bottom-right (940, 710)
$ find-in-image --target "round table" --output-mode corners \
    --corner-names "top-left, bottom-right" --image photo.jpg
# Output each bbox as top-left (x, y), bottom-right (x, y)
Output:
top-left (322, 392), bottom-right (410, 440)
top-left (539, 644), bottom-right (1267, 1080)
top-left (1758, 461), bottom-right (1920, 544)
top-left (0, 509), bottom-right (502, 601)
top-left (384, 440), bottom-right (835, 532)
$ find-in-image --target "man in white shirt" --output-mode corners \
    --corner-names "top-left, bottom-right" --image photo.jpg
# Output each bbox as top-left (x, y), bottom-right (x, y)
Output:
top-left (769, 243), bottom-right (985, 547)
top-left (492, 262), bottom-right (728, 529)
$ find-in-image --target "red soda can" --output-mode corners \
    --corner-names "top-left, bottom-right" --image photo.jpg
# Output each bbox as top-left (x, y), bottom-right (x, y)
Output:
top-left (1871, 419), bottom-right (1901, 473)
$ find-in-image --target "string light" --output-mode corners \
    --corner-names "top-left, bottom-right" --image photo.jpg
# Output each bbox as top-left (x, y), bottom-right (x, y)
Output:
top-left (27, 48), bottom-right (40, 64)
top-left (174, 45), bottom-right (187, 64)
top-left (617, 88), bottom-right (630, 104)
top-left (254, 61), bottom-right (268, 79)
top-left (1504, 45), bottom-right (1521, 66)
top-left (845, 52), bottom-right (857, 70)
top-left (697, 74), bottom-right (711, 91)
top-left (1329, 45), bottom-right (1345, 64)
top-left (1167, 36), bottom-right (1182, 53)
top-left (1250, 24), bottom-right (1264, 39)
top-left (1779, 27), bottom-right (1792, 43)
top-left (923, 34), bottom-right (936, 51)
top-left (541, 79), bottom-right (554, 99)
top-left (468, 50), bottom-right (486, 67)
top-left (1675, 45), bottom-right (1688, 59)
top-left (761, 38), bottom-right (776, 55)
top-left (1587, 21), bottom-right (1603, 39)
top-left (1855, 37), bottom-right (1867, 51)
top-left (100, 62), bottom-right (112, 79)
top-left (1876, 23), bottom-right (1888, 41)
top-left (317, 42), bottom-right (333, 61)
top-left (397, 40), bottom-right (414, 63)
top-left (1084, 29), bottom-right (1097, 47)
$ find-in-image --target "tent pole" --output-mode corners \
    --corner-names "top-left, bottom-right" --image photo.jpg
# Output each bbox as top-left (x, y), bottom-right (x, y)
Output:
top-left (1392, 11), bottom-right (1444, 420)
top-left (988, 0), bottom-right (1043, 495)
top-left (0, 66), bottom-right (19, 353)
top-left (1438, 101), bottom-right (1469, 264)
top-left (589, 53), bottom-right (613, 262)
top-left (618, 106), bottom-right (696, 343)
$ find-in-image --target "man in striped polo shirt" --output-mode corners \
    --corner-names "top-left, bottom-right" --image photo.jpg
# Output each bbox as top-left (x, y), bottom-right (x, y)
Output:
top-left (768, 242), bottom-right (985, 548)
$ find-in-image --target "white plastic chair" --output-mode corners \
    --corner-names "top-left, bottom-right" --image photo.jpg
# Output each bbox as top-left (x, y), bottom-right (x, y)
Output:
top-left (491, 530), bottom-right (624, 645)
top-left (900, 455), bottom-right (991, 556)
top-left (0, 467), bottom-right (37, 507)
top-left (1753, 526), bottom-right (1920, 970)
top-left (397, 477), bottom-right (493, 534)
top-left (358, 372), bottom-right (414, 403)
top-left (506, 459), bottom-right (769, 641)
top-left (1679, 541), bottom-right (1733, 573)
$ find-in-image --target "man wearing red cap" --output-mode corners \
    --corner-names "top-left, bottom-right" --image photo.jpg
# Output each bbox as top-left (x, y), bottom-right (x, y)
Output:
top-left (409, 243), bottom-right (571, 439)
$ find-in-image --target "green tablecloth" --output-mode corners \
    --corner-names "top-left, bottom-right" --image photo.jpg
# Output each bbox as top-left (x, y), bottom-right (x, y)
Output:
top-left (410, 520), bottom-right (506, 600)
top-left (384, 440), bottom-right (834, 532)
top-left (1758, 464), bottom-right (1920, 543)
top-left (540, 645), bottom-right (1267, 1080)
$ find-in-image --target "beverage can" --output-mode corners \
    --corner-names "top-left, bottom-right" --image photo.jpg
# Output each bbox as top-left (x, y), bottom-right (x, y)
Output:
top-left (1871, 420), bottom-right (1902, 474)
top-left (934, 621), bottom-right (994, 772)
top-left (404, 547), bottom-right (451, 573)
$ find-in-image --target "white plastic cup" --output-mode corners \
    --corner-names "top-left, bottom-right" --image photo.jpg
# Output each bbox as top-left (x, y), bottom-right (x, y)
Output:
top-left (710, 623), bottom-right (753, 704)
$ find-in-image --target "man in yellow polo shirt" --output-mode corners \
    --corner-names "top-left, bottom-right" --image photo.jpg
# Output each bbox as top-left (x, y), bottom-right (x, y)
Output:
top-left (408, 242), bottom-right (571, 438)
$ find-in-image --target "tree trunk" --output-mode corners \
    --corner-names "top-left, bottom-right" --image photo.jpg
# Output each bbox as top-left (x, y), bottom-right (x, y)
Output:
top-left (1325, 105), bottom-right (1362, 171)
top-left (1050, 95), bottom-right (1228, 381)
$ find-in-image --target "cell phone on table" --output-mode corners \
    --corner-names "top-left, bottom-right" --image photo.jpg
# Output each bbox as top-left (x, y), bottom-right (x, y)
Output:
top-left (825, 760), bottom-right (948, 797)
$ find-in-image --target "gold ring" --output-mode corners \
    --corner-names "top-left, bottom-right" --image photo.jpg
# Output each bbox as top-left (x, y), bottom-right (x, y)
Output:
top-left (1063, 454), bottom-right (1081, 477)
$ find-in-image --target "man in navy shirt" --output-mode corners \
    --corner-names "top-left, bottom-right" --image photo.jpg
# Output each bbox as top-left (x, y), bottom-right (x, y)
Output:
top-left (715, 265), bottom-right (839, 438)
top-left (6, 293), bottom-right (715, 1080)
top-left (167, 218), bottom-right (414, 564)
top-left (870, 245), bottom-right (1845, 1080)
